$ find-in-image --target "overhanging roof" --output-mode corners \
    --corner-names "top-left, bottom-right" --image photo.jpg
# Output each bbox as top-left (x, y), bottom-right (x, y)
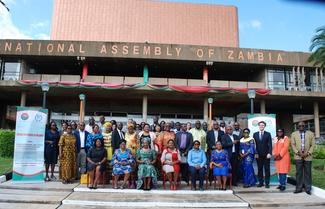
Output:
top-left (0, 39), bottom-right (313, 67)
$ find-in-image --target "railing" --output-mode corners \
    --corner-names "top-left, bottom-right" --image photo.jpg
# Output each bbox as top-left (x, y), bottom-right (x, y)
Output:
top-left (18, 73), bottom-right (266, 89)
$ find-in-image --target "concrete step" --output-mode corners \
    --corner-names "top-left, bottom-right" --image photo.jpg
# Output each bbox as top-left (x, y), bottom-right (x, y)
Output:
top-left (0, 180), bottom-right (79, 192)
top-left (0, 203), bottom-right (59, 209)
top-left (237, 192), bottom-right (325, 208)
top-left (62, 191), bottom-right (249, 208)
top-left (0, 188), bottom-right (70, 204)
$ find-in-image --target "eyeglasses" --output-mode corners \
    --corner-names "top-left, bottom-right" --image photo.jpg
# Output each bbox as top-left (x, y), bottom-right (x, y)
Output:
top-left (243, 132), bottom-right (249, 134)
top-left (298, 125), bottom-right (305, 127)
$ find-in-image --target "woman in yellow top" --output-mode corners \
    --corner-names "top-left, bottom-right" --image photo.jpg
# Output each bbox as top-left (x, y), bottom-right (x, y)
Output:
top-left (125, 123), bottom-right (140, 156)
top-left (102, 122), bottom-right (113, 161)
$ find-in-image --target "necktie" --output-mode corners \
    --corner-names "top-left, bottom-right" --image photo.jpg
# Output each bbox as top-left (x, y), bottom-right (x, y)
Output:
top-left (260, 131), bottom-right (263, 141)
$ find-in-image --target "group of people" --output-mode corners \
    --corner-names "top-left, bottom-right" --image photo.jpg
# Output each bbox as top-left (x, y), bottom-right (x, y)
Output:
top-left (44, 116), bottom-right (315, 194)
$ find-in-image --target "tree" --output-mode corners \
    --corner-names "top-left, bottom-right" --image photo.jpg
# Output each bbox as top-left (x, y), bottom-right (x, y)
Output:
top-left (0, 0), bottom-right (9, 12)
top-left (308, 26), bottom-right (325, 68)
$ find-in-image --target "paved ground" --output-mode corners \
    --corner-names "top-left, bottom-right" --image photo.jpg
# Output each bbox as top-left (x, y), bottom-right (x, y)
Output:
top-left (0, 179), bottom-right (324, 209)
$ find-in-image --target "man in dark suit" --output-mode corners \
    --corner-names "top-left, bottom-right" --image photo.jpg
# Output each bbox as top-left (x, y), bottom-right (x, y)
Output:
top-left (176, 123), bottom-right (193, 183)
top-left (206, 121), bottom-right (224, 183)
top-left (221, 126), bottom-right (240, 186)
top-left (253, 121), bottom-right (272, 188)
top-left (207, 121), bottom-right (224, 151)
top-left (74, 122), bottom-right (89, 178)
top-left (112, 122), bottom-right (125, 152)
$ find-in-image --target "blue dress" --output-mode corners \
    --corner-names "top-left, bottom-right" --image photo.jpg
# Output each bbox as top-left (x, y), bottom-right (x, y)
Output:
top-left (44, 129), bottom-right (60, 164)
top-left (211, 150), bottom-right (229, 176)
top-left (240, 138), bottom-right (257, 186)
top-left (112, 148), bottom-right (135, 175)
top-left (86, 132), bottom-right (103, 151)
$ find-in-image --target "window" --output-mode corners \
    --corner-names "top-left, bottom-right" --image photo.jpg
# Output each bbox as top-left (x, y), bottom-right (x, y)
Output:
top-left (0, 60), bottom-right (21, 81)
top-left (267, 69), bottom-right (285, 90)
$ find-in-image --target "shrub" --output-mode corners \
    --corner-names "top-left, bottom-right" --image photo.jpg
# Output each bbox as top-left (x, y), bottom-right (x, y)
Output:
top-left (0, 129), bottom-right (15, 158)
top-left (313, 145), bottom-right (325, 159)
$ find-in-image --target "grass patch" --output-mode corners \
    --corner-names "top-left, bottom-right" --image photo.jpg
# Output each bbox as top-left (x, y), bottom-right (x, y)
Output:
top-left (289, 159), bottom-right (325, 189)
top-left (0, 157), bottom-right (13, 175)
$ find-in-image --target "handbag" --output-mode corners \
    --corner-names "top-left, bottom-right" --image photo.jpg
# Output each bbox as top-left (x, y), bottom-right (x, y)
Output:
top-left (180, 153), bottom-right (187, 163)
top-left (80, 173), bottom-right (89, 184)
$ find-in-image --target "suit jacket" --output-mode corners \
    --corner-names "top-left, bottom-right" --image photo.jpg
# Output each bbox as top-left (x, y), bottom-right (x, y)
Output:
top-left (175, 131), bottom-right (193, 153)
top-left (290, 130), bottom-right (315, 161)
top-left (220, 134), bottom-right (240, 159)
top-left (74, 130), bottom-right (89, 153)
top-left (253, 131), bottom-right (272, 157)
top-left (206, 129), bottom-right (224, 150)
top-left (112, 129), bottom-right (125, 152)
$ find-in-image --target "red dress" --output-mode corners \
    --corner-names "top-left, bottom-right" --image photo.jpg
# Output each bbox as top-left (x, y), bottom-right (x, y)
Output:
top-left (161, 148), bottom-right (181, 173)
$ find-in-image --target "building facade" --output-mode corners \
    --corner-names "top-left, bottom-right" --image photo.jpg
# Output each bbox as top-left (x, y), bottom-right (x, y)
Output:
top-left (0, 0), bottom-right (324, 138)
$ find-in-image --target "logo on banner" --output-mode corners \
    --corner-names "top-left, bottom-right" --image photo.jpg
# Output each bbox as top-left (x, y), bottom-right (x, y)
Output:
top-left (34, 114), bottom-right (43, 122)
top-left (21, 113), bottom-right (29, 120)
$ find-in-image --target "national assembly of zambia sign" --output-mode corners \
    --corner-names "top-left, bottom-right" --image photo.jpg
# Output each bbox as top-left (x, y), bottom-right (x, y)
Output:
top-left (0, 39), bottom-right (311, 66)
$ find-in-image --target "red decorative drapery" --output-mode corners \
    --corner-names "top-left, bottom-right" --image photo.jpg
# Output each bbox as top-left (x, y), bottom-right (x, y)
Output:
top-left (16, 80), bottom-right (271, 96)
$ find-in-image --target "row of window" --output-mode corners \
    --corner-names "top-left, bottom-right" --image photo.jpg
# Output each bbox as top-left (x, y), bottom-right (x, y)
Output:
top-left (267, 68), bottom-right (321, 91)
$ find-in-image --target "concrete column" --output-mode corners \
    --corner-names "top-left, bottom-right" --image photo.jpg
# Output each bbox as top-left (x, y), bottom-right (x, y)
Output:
top-left (302, 67), bottom-right (306, 90)
top-left (314, 101), bottom-right (320, 138)
top-left (203, 67), bottom-right (208, 84)
top-left (260, 100), bottom-right (266, 114)
top-left (320, 68), bottom-right (324, 91)
top-left (297, 66), bottom-right (301, 90)
top-left (142, 95), bottom-right (148, 122)
top-left (315, 68), bottom-right (319, 92)
top-left (203, 98), bottom-right (209, 122)
top-left (292, 66), bottom-right (296, 90)
top-left (20, 91), bottom-right (27, 107)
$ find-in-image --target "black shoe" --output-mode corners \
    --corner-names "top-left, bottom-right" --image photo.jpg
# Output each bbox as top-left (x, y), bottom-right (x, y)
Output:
top-left (276, 185), bottom-right (281, 189)
top-left (265, 185), bottom-right (270, 189)
top-left (257, 183), bottom-right (264, 187)
top-left (243, 185), bottom-right (249, 188)
top-left (294, 190), bottom-right (303, 194)
top-left (306, 191), bottom-right (311, 195)
top-left (280, 186), bottom-right (286, 191)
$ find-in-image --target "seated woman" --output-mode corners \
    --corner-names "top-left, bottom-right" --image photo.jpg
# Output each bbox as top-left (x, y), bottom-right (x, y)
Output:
top-left (112, 140), bottom-right (135, 189)
top-left (86, 138), bottom-right (107, 189)
top-left (240, 128), bottom-right (257, 188)
top-left (187, 140), bottom-right (207, 191)
top-left (136, 139), bottom-right (157, 190)
top-left (160, 139), bottom-right (181, 190)
top-left (210, 141), bottom-right (229, 190)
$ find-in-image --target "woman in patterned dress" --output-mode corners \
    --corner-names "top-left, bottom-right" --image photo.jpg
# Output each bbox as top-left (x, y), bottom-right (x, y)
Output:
top-left (239, 128), bottom-right (257, 188)
top-left (136, 139), bottom-right (157, 190)
top-left (112, 140), bottom-right (135, 189)
top-left (125, 123), bottom-right (140, 156)
top-left (59, 124), bottom-right (77, 184)
top-left (161, 139), bottom-right (181, 190)
top-left (86, 124), bottom-right (103, 151)
top-left (102, 122), bottom-right (113, 161)
top-left (210, 141), bottom-right (229, 190)
top-left (125, 123), bottom-right (140, 188)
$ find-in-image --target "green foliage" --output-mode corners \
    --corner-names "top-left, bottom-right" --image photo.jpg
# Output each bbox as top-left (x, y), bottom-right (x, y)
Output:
top-left (313, 145), bottom-right (325, 159)
top-left (0, 129), bottom-right (15, 157)
top-left (308, 26), bottom-right (325, 68)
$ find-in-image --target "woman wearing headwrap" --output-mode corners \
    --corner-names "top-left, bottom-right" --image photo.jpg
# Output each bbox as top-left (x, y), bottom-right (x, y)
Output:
top-left (136, 138), bottom-right (157, 190)
top-left (239, 128), bottom-right (257, 188)
top-left (125, 123), bottom-right (140, 156)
